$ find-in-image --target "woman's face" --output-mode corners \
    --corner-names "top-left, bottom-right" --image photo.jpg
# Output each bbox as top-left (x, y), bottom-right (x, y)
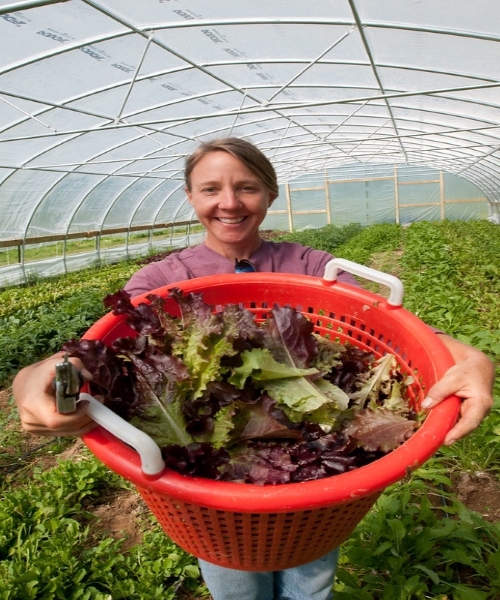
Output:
top-left (185, 150), bottom-right (276, 258)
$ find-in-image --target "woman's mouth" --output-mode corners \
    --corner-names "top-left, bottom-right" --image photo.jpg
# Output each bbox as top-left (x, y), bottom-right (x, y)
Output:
top-left (217, 217), bottom-right (246, 224)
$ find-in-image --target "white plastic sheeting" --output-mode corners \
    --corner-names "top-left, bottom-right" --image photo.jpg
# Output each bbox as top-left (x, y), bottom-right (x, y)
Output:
top-left (0, 0), bottom-right (499, 284)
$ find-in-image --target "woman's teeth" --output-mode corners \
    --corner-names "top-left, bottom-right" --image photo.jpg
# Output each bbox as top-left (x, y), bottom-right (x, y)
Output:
top-left (218, 217), bottom-right (245, 224)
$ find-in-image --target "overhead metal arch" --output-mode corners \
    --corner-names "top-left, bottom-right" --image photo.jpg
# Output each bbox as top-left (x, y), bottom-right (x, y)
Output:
top-left (151, 182), bottom-right (191, 231)
top-left (127, 177), bottom-right (178, 230)
top-left (0, 0), bottom-right (498, 286)
top-left (50, 129), bottom-right (188, 242)
top-left (0, 0), bottom-right (69, 16)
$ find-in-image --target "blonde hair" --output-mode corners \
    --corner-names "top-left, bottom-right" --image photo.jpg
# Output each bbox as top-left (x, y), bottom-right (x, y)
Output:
top-left (184, 137), bottom-right (279, 197)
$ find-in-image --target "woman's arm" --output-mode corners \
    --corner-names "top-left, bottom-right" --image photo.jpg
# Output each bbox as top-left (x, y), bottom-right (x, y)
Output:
top-left (421, 334), bottom-right (496, 445)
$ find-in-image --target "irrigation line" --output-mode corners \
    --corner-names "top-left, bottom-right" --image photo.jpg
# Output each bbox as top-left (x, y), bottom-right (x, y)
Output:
top-left (1, 439), bottom-right (62, 475)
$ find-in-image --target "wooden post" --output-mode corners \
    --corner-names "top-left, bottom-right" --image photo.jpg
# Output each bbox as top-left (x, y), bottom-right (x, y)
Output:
top-left (439, 170), bottom-right (445, 220)
top-left (324, 169), bottom-right (331, 225)
top-left (285, 182), bottom-right (293, 232)
top-left (394, 165), bottom-right (400, 224)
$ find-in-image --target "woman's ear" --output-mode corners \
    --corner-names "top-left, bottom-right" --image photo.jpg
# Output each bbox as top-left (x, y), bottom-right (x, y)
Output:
top-left (185, 185), bottom-right (192, 203)
top-left (268, 193), bottom-right (278, 207)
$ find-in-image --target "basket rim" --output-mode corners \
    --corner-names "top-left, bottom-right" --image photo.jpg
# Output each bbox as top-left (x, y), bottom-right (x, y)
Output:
top-left (81, 272), bottom-right (461, 512)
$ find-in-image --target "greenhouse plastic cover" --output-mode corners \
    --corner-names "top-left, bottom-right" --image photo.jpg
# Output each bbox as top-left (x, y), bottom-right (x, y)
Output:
top-left (1, 0), bottom-right (500, 284)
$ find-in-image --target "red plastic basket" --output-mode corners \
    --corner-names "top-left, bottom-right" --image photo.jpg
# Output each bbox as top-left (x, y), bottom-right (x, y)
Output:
top-left (81, 261), bottom-right (460, 571)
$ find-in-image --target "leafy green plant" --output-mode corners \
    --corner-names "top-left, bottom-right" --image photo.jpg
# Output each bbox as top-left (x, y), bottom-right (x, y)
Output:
top-left (397, 220), bottom-right (500, 337)
top-left (336, 461), bottom-right (500, 599)
top-left (333, 222), bottom-right (404, 265)
top-left (0, 456), bottom-right (206, 600)
top-left (0, 397), bottom-right (71, 477)
top-left (276, 222), bottom-right (365, 252)
top-left (0, 261), bottom-right (138, 385)
top-left (439, 404), bottom-right (500, 475)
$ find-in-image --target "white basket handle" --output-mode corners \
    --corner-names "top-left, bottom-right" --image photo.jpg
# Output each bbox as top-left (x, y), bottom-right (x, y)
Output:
top-left (323, 258), bottom-right (404, 307)
top-left (80, 393), bottom-right (165, 476)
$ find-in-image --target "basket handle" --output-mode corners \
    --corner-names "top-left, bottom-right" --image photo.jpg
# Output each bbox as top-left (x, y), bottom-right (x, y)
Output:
top-left (323, 258), bottom-right (404, 307)
top-left (80, 392), bottom-right (165, 476)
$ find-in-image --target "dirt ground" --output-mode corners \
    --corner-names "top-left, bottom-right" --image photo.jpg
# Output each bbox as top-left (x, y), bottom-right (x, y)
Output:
top-left (452, 469), bottom-right (500, 523)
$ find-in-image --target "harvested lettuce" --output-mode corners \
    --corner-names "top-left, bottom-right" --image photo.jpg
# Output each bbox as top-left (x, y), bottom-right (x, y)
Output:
top-left (63, 288), bottom-right (419, 484)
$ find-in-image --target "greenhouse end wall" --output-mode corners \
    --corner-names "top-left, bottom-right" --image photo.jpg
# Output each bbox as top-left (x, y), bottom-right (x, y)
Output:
top-left (262, 165), bottom-right (489, 231)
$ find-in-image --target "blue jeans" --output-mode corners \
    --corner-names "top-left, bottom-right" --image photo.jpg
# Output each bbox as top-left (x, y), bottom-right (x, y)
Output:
top-left (199, 548), bottom-right (339, 600)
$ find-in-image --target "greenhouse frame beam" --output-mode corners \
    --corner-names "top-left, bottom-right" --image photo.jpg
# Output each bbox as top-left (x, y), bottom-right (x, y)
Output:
top-left (347, 0), bottom-right (407, 162)
top-left (4, 112), bottom-right (500, 158)
top-left (3, 54), bottom-right (496, 119)
top-left (71, 10), bottom-right (500, 46)
top-left (1, 64), bottom-right (498, 155)
top-left (0, 0), bottom-right (69, 16)
top-left (2, 78), bottom-right (500, 150)
top-left (0, 220), bottom-right (197, 248)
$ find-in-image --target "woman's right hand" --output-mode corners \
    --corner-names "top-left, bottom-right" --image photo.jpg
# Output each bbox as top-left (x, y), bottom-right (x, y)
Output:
top-left (13, 352), bottom-right (96, 437)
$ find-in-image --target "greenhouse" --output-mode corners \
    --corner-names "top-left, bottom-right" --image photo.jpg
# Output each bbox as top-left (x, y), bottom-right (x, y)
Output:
top-left (1, 0), bottom-right (500, 286)
top-left (1, 3), bottom-right (500, 600)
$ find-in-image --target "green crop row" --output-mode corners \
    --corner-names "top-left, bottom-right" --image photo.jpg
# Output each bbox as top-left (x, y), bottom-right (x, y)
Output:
top-left (0, 261), bottom-right (139, 385)
top-left (336, 461), bottom-right (500, 599)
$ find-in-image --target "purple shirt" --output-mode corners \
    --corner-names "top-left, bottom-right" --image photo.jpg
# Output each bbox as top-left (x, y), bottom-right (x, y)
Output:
top-left (124, 241), bottom-right (358, 297)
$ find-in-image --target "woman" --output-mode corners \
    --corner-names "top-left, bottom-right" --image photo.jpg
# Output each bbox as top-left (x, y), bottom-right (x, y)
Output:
top-left (14, 138), bottom-right (495, 600)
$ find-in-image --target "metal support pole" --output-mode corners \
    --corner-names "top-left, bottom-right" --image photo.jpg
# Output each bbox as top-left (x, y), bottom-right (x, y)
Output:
top-left (0, 0), bottom-right (69, 16)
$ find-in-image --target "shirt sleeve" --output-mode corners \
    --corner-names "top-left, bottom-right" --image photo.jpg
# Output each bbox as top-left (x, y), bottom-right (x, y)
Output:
top-left (123, 262), bottom-right (174, 297)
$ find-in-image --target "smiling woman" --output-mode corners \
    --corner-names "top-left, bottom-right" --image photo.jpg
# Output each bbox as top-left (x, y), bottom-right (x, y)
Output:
top-left (1, 1), bottom-right (499, 292)
top-left (185, 151), bottom-right (273, 259)
top-left (12, 138), bottom-right (496, 600)
top-left (183, 138), bottom-right (279, 261)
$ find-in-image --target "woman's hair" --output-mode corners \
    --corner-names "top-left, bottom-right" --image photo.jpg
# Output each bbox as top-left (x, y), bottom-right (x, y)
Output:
top-left (184, 137), bottom-right (279, 196)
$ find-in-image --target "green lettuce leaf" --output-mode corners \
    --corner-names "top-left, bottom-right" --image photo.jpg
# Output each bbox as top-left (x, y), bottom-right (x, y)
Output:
top-left (170, 291), bottom-right (266, 399)
top-left (130, 388), bottom-right (193, 447)
top-left (228, 347), bottom-right (318, 388)
top-left (228, 347), bottom-right (350, 428)
top-left (350, 354), bottom-right (400, 411)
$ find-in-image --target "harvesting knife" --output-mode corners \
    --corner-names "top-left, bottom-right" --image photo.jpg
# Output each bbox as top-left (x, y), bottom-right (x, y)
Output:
top-left (53, 353), bottom-right (82, 414)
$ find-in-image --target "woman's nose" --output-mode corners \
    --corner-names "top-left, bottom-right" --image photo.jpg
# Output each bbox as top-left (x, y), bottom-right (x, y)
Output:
top-left (218, 187), bottom-right (241, 208)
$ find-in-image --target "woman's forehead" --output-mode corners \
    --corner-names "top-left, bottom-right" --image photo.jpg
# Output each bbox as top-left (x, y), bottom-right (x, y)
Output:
top-left (191, 151), bottom-right (261, 182)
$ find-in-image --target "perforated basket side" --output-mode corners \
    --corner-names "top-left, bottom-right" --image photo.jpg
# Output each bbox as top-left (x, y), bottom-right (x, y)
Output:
top-left (136, 484), bottom-right (381, 571)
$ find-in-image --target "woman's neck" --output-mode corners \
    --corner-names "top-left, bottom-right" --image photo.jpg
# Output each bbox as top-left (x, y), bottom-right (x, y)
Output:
top-left (204, 236), bottom-right (264, 261)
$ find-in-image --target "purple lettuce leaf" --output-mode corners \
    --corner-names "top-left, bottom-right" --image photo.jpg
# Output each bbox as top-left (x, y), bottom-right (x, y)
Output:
top-left (343, 408), bottom-right (418, 452)
top-left (162, 442), bottom-right (230, 480)
top-left (229, 394), bottom-right (303, 444)
top-left (264, 304), bottom-right (318, 369)
top-left (324, 343), bottom-right (375, 395)
top-left (103, 289), bottom-right (165, 339)
top-left (62, 337), bottom-right (137, 419)
top-left (111, 335), bottom-right (189, 391)
top-left (221, 441), bottom-right (297, 485)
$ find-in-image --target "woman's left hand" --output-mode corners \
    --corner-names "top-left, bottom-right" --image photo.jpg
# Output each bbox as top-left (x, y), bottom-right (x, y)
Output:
top-left (421, 335), bottom-right (496, 445)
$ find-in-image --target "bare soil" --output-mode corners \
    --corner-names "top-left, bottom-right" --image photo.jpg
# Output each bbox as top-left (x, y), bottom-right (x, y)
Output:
top-left (453, 470), bottom-right (500, 523)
